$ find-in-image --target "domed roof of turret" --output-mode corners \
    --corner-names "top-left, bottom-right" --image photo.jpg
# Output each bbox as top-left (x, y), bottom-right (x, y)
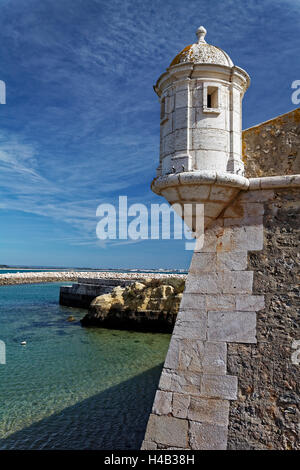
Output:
top-left (170, 26), bottom-right (233, 68)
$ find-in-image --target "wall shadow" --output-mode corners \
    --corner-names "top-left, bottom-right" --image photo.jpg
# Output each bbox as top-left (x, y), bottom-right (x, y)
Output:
top-left (0, 364), bottom-right (163, 450)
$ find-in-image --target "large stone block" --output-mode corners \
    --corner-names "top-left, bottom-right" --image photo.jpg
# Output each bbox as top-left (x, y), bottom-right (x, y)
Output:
top-left (161, 115), bottom-right (173, 137)
top-left (192, 128), bottom-right (229, 152)
top-left (189, 421), bottom-right (228, 450)
top-left (188, 397), bottom-right (230, 426)
top-left (204, 202), bottom-right (225, 218)
top-left (163, 132), bottom-right (175, 155)
top-left (192, 107), bottom-right (227, 130)
top-left (194, 149), bottom-right (228, 172)
top-left (164, 338), bottom-right (180, 369)
top-left (203, 341), bottom-right (227, 375)
top-left (207, 311), bottom-right (257, 343)
top-left (173, 339), bottom-right (227, 375)
top-left (201, 374), bottom-right (238, 400)
top-left (177, 309), bottom-right (206, 321)
top-left (185, 273), bottom-right (222, 294)
top-left (175, 128), bottom-right (188, 151)
top-left (172, 393), bottom-right (190, 419)
top-left (160, 187), bottom-right (179, 203)
top-left (175, 90), bottom-right (189, 109)
top-left (152, 390), bottom-right (173, 416)
top-left (174, 107), bottom-right (189, 130)
top-left (209, 185), bottom-right (237, 202)
top-left (231, 110), bottom-right (241, 134)
top-left (144, 414), bottom-right (189, 448)
top-left (216, 252), bottom-right (248, 271)
top-left (166, 95), bottom-right (175, 114)
top-left (177, 339), bottom-right (205, 372)
top-left (196, 222), bottom-right (232, 253)
top-left (180, 293), bottom-right (206, 310)
top-left (206, 294), bottom-right (235, 311)
top-left (236, 295), bottom-right (265, 311)
top-left (221, 271), bottom-right (253, 294)
top-left (160, 370), bottom-right (202, 396)
top-left (189, 252), bottom-right (217, 273)
top-left (158, 369), bottom-right (173, 391)
top-left (172, 318), bottom-right (207, 340)
top-left (191, 86), bottom-right (203, 108)
top-left (231, 225), bottom-right (264, 252)
top-left (177, 184), bottom-right (210, 201)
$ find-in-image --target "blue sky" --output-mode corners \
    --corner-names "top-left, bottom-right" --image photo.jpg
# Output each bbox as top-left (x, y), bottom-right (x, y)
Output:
top-left (0, 0), bottom-right (299, 269)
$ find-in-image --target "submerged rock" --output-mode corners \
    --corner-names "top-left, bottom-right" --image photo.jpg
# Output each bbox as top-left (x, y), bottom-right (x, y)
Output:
top-left (80, 278), bottom-right (185, 332)
top-left (67, 315), bottom-right (76, 322)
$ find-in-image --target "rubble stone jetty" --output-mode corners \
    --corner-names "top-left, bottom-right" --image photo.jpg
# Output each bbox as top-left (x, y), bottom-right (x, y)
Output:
top-left (0, 271), bottom-right (186, 286)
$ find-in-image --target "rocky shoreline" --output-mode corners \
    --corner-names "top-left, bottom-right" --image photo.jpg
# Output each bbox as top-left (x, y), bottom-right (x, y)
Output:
top-left (0, 271), bottom-right (187, 333)
top-left (81, 278), bottom-right (185, 333)
top-left (0, 271), bottom-right (186, 286)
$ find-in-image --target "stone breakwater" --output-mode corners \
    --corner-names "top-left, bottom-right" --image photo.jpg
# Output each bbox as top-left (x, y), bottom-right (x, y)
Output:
top-left (81, 278), bottom-right (186, 333)
top-left (0, 271), bottom-right (186, 286)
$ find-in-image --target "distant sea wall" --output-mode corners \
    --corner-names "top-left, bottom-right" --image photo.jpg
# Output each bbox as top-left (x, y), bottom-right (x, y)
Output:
top-left (0, 271), bottom-right (186, 286)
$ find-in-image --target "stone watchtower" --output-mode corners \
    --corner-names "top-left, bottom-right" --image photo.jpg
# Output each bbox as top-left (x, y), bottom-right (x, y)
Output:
top-left (155, 26), bottom-right (249, 177)
top-left (142, 26), bottom-right (300, 451)
top-left (152, 26), bottom-right (250, 229)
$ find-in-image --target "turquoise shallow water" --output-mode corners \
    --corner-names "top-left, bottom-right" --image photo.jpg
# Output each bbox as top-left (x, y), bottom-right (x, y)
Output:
top-left (0, 283), bottom-right (170, 449)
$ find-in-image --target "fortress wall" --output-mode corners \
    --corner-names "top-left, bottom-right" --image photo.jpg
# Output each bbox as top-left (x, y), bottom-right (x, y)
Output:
top-left (227, 187), bottom-right (300, 450)
top-left (142, 184), bottom-right (299, 450)
top-left (141, 109), bottom-right (300, 450)
top-left (142, 189), bottom-right (265, 450)
top-left (243, 108), bottom-right (300, 178)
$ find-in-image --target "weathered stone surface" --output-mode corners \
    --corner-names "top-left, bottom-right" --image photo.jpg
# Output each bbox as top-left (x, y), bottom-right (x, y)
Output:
top-left (177, 339), bottom-right (205, 372)
top-left (189, 421), bottom-right (228, 450)
top-left (141, 440), bottom-right (157, 450)
top-left (185, 273), bottom-right (222, 294)
top-left (227, 188), bottom-right (300, 450)
top-left (197, 222), bottom-right (232, 253)
top-left (235, 295), bottom-right (265, 311)
top-left (231, 225), bottom-right (264, 252)
top-left (152, 390), bottom-right (173, 416)
top-left (172, 317), bottom-right (207, 340)
top-left (176, 309), bottom-right (205, 322)
top-left (144, 414), bottom-right (189, 448)
top-left (188, 397), bottom-right (230, 426)
top-left (172, 393), bottom-right (190, 419)
top-left (216, 252), bottom-right (248, 271)
top-left (243, 108), bottom-right (300, 178)
top-left (238, 189), bottom-right (274, 202)
top-left (189, 252), bottom-right (216, 273)
top-left (158, 369), bottom-right (173, 392)
top-left (164, 338), bottom-right (180, 370)
top-left (206, 294), bottom-right (235, 311)
top-left (179, 293), bottom-right (206, 310)
top-left (202, 342), bottom-right (227, 375)
top-left (201, 374), bottom-right (238, 400)
top-left (207, 311), bottom-right (257, 343)
top-left (224, 214), bottom-right (263, 228)
top-left (159, 369), bottom-right (202, 396)
top-left (222, 271), bottom-right (253, 294)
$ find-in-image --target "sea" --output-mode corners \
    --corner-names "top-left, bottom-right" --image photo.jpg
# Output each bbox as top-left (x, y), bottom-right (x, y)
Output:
top-left (0, 278), bottom-right (172, 450)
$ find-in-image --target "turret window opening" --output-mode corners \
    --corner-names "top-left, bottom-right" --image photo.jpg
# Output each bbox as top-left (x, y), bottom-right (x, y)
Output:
top-left (203, 84), bottom-right (220, 114)
top-left (207, 87), bottom-right (218, 109)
